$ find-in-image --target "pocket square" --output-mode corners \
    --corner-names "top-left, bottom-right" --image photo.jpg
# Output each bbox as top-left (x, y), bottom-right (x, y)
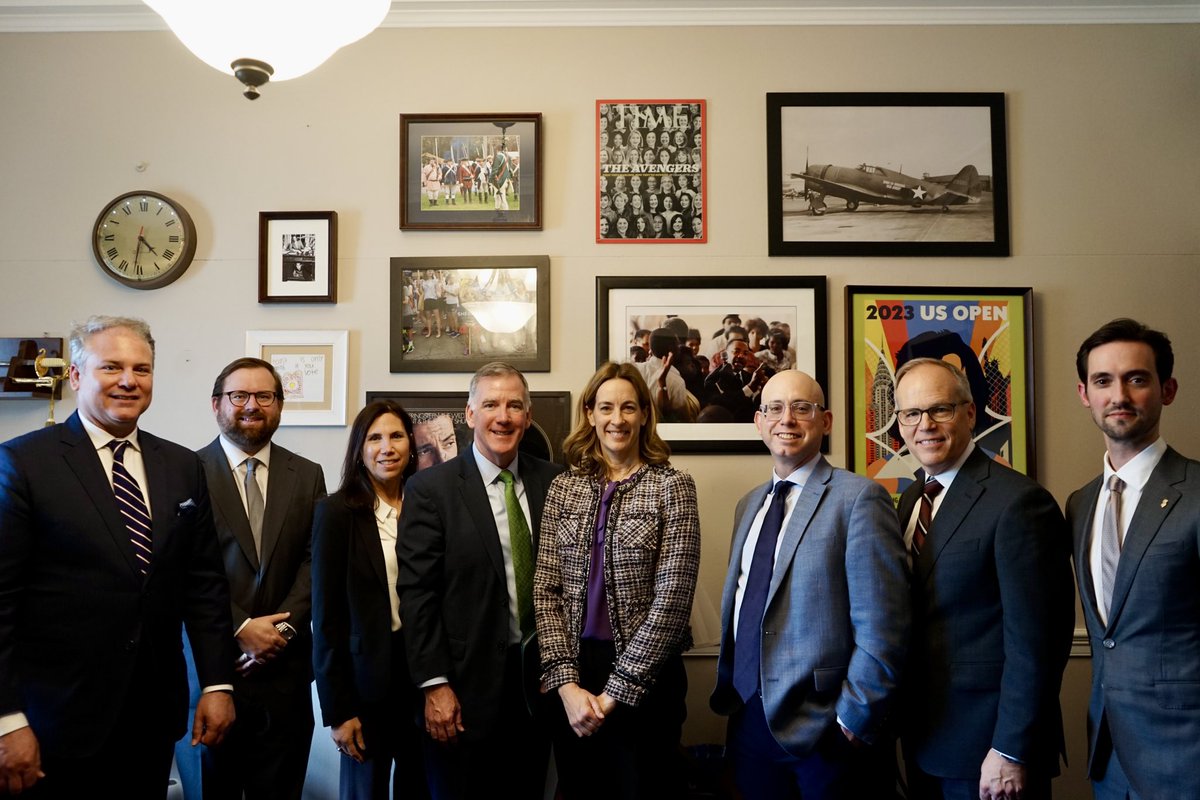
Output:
top-left (177, 498), bottom-right (197, 515)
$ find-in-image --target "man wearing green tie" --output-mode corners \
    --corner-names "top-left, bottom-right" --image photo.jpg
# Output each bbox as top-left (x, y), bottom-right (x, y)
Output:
top-left (398, 362), bottom-right (564, 799)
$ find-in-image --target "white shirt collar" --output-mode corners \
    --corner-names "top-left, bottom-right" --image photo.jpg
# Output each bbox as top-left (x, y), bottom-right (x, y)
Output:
top-left (772, 454), bottom-right (820, 491)
top-left (1103, 437), bottom-right (1167, 492)
top-left (78, 413), bottom-right (141, 452)
top-left (218, 434), bottom-right (272, 471)
top-left (472, 442), bottom-right (520, 485)
top-left (924, 441), bottom-right (975, 491)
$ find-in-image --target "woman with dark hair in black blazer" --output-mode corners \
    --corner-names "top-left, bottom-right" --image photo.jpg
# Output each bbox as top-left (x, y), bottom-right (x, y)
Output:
top-left (313, 400), bottom-right (429, 799)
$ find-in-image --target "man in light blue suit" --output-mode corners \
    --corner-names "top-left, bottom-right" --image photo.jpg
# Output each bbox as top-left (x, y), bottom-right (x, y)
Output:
top-left (1070, 318), bottom-right (1200, 800)
top-left (711, 369), bottom-right (910, 799)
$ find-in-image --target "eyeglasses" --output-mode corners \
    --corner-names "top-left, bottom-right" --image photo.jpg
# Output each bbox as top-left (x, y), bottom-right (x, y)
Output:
top-left (895, 401), bottom-right (967, 427)
top-left (220, 391), bottom-right (278, 408)
top-left (759, 400), bottom-right (824, 421)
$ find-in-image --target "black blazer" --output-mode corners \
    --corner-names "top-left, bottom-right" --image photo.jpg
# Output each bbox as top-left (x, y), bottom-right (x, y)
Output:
top-left (0, 412), bottom-right (235, 758)
top-left (397, 449), bottom-right (563, 742)
top-left (312, 492), bottom-right (400, 728)
top-left (897, 447), bottom-right (1074, 778)
top-left (198, 438), bottom-right (325, 694)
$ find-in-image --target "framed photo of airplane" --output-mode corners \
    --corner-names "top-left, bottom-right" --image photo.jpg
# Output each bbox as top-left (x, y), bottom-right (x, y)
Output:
top-left (844, 285), bottom-right (1034, 503)
top-left (767, 93), bottom-right (1010, 257)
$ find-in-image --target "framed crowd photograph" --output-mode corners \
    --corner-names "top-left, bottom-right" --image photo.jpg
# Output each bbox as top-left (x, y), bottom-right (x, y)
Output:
top-left (364, 390), bottom-right (572, 466)
top-left (767, 92), bottom-right (1010, 258)
top-left (597, 275), bottom-right (827, 454)
top-left (596, 100), bottom-right (706, 243)
top-left (389, 255), bottom-right (550, 373)
top-left (845, 285), bottom-right (1034, 501)
top-left (246, 329), bottom-right (348, 426)
top-left (258, 211), bottom-right (337, 303)
top-left (399, 113), bottom-right (542, 231)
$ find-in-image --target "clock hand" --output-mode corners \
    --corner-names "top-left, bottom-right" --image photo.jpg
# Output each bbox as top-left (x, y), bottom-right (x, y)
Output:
top-left (134, 226), bottom-right (144, 270)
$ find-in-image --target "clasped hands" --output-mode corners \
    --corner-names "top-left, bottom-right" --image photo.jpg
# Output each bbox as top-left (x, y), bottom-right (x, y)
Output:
top-left (558, 682), bottom-right (616, 738)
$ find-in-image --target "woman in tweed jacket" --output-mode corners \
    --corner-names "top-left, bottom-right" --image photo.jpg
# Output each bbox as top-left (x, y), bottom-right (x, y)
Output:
top-left (534, 362), bottom-right (700, 799)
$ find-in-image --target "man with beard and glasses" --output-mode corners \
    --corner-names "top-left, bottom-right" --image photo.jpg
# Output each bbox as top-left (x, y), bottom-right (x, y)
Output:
top-left (180, 357), bottom-right (326, 799)
top-left (1070, 319), bottom-right (1200, 800)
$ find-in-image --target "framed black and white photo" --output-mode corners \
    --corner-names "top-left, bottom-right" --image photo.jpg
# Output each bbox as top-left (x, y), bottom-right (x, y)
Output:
top-left (365, 390), bottom-right (572, 466)
top-left (390, 255), bottom-right (550, 373)
top-left (597, 275), bottom-right (827, 454)
top-left (399, 113), bottom-right (542, 230)
top-left (258, 211), bottom-right (337, 303)
top-left (767, 93), bottom-right (1009, 257)
top-left (596, 100), bottom-right (706, 243)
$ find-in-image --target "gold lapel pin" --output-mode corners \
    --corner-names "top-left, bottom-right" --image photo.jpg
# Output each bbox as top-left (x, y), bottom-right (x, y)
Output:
top-left (1161, 498), bottom-right (1169, 508)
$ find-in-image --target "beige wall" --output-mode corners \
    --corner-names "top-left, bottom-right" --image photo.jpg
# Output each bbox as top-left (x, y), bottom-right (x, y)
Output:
top-left (2, 23), bottom-right (1197, 797)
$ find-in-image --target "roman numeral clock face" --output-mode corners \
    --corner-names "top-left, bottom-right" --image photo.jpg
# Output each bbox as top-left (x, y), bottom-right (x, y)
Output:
top-left (92, 191), bottom-right (197, 289)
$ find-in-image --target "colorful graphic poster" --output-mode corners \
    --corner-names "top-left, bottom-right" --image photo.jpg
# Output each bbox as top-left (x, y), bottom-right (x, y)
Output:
top-left (847, 288), bottom-right (1032, 500)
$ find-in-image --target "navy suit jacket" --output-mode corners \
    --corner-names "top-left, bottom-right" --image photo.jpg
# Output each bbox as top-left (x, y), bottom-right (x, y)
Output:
top-left (198, 438), bottom-right (325, 697)
top-left (0, 412), bottom-right (235, 758)
top-left (1068, 446), bottom-right (1200, 797)
top-left (397, 448), bottom-right (563, 742)
top-left (710, 456), bottom-right (910, 753)
top-left (898, 447), bottom-right (1074, 779)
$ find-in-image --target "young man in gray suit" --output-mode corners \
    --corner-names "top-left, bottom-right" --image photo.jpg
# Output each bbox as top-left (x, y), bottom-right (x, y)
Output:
top-left (711, 369), bottom-right (910, 799)
top-left (894, 358), bottom-right (1073, 800)
top-left (1071, 318), bottom-right (1200, 800)
top-left (183, 357), bottom-right (326, 799)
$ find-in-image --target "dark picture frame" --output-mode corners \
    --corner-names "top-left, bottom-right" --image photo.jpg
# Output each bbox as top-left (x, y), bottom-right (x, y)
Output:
top-left (258, 211), bottom-right (337, 303)
top-left (399, 113), bottom-right (542, 230)
top-left (767, 92), bottom-right (1010, 257)
top-left (390, 255), bottom-right (550, 373)
top-left (364, 390), bottom-right (572, 466)
top-left (597, 275), bottom-right (827, 454)
top-left (845, 285), bottom-right (1035, 501)
top-left (596, 99), bottom-right (707, 243)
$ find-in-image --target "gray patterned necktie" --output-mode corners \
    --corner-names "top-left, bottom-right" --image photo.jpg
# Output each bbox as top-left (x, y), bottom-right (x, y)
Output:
top-left (1100, 475), bottom-right (1125, 617)
top-left (244, 457), bottom-right (265, 557)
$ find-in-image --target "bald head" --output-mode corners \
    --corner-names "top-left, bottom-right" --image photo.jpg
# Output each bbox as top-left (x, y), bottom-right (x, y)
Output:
top-left (761, 369), bottom-right (826, 408)
top-left (755, 369), bottom-right (832, 476)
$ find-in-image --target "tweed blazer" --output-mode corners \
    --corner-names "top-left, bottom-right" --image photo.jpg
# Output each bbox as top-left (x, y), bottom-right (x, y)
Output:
top-left (534, 464), bottom-right (700, 706)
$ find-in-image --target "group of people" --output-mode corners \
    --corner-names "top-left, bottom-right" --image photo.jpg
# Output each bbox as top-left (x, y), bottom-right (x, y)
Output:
top-left (629, 312), bottom-right (798, 423)
top-left (0, 314), bottom-right (1194, 800)
top-left (420, 148), bottom-right (518, 211)
top-left (598, 102), bottom-right (704, 240)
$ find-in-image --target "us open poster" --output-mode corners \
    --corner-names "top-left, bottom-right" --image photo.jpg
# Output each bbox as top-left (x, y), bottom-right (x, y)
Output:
top-left (847, 287), bottom-right (1033, 501)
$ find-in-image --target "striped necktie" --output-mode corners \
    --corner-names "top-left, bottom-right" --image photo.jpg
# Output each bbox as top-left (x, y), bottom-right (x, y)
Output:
top-left (913, 477), bottom-right (942, 557)
top-left (108, 439), bottom-right (152, 575)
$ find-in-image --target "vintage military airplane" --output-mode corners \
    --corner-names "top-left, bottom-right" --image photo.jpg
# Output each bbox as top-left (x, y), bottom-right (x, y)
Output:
top-left (792, 161), bottom-right (982, 215)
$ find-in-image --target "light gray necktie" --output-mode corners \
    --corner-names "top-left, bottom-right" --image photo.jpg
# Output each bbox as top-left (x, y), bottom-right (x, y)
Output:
top-left (244, 457), bottom-right (265, 557)
top-left (1100, 474), bottom-right (1125, 617)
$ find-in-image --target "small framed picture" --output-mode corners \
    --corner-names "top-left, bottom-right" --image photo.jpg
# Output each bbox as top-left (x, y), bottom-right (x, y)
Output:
top-left (767, 92), bottom-right (1010, 257)
top-left (596, 100), bottom-right (706, 243)
top-left (390, 255), bottom-right (550, 373)
top-left (258, 211), bottom-right (337, 303)
top-left (844, 285), bottom-right (1035, 501)
top-left (245, 329), bottom-right (348, 426)
top-left (399, 113), bottom-right (542, 230)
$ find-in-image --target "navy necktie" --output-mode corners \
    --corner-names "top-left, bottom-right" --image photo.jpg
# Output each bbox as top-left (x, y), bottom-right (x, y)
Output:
top-left (108, 439), bottom-right (152, 575)
top-left (733, 480), bottom-right (793, 703)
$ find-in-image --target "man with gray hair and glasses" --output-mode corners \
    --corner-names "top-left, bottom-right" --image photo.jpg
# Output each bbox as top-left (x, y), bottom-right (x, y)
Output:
top-left (0, 315), bottom-right (235, 797)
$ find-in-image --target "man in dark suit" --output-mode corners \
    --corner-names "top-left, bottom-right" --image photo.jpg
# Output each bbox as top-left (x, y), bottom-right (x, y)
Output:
top-left (397, 362), bottom-right (564, 799)
top-left (711, 370), bottom-right (910, 799)
top-left (186, 357), bottom-right (326, 799)
top-left (1070, 318), bottom-right (1200, 800)
top-left (893, 358), bottom-right (1073, 800)
top-left (0, 315), bottom-right (235, 797)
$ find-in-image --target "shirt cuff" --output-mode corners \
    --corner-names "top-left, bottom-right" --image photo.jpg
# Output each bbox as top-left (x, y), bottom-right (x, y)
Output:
top-left (418, 676), bottom-right (449, 690)
top-left (992, 747), bottom-right (1023, 764)
top-left (202, 685), bottom-right (234, 694)
top-left (234, 618), bottom-right (251, 636)
top-left (0, 712), bottom-right (29, 737)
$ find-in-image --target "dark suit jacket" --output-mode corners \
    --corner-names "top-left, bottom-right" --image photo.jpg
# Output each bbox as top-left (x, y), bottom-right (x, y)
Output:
top-left (0, 412), bottom-right (235, 758)
top-left (898, 447), bottom-right (1074, 779)
top-left (1068, 446), bottom-right (1200, 797)
top-left (197, 438), bottom-right (325, 697)
top-left (311, 492), bottom-right (399, 728)
top-left (710, 457), bottom-right (911, 753)
top-left (397, 448), bottom-right (563, 742)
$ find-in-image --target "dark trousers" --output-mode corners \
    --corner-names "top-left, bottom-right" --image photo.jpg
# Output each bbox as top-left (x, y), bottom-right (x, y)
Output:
top-left (422, 644), bottom-right (549, 800)
top-left (727, 694), bottom-right (894, 800)
top-left (550, 638), bottom-right (688, 800)
top-left (340, 631), bottom-right (430, 800)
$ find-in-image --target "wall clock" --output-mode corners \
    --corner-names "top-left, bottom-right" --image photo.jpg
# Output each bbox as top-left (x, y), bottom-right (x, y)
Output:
top-left (92, 190), bottom-right (197, 289)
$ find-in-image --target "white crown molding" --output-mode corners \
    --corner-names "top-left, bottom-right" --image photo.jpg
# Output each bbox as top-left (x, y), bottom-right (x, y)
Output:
top-left (1, 1), bottom-right (1197, 33)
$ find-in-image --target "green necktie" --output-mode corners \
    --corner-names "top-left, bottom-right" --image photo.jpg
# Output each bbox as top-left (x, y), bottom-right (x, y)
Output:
top-left (498, 469), bottom-right (534, 635)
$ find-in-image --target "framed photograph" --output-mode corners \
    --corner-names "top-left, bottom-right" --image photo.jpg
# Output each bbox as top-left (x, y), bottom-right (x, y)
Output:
top-left (596, 100), bottom-right (706, 243)
top-left (258, 211), bottom-right (337, 303)
top-left (390, 255), bottom-right (550, 373)
top-left (364, 390), bottom-right (572, 466)
top-left (767, 93), bottom-right (1009, 257)
top-left (246, 330), bottom-right (348, 426)
top-left (597, 275), bottom-right (827, 454)
top-left (845, 285), bottom-right (1034, 501)
top-left (399, 113), bottom-right (542, 230)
